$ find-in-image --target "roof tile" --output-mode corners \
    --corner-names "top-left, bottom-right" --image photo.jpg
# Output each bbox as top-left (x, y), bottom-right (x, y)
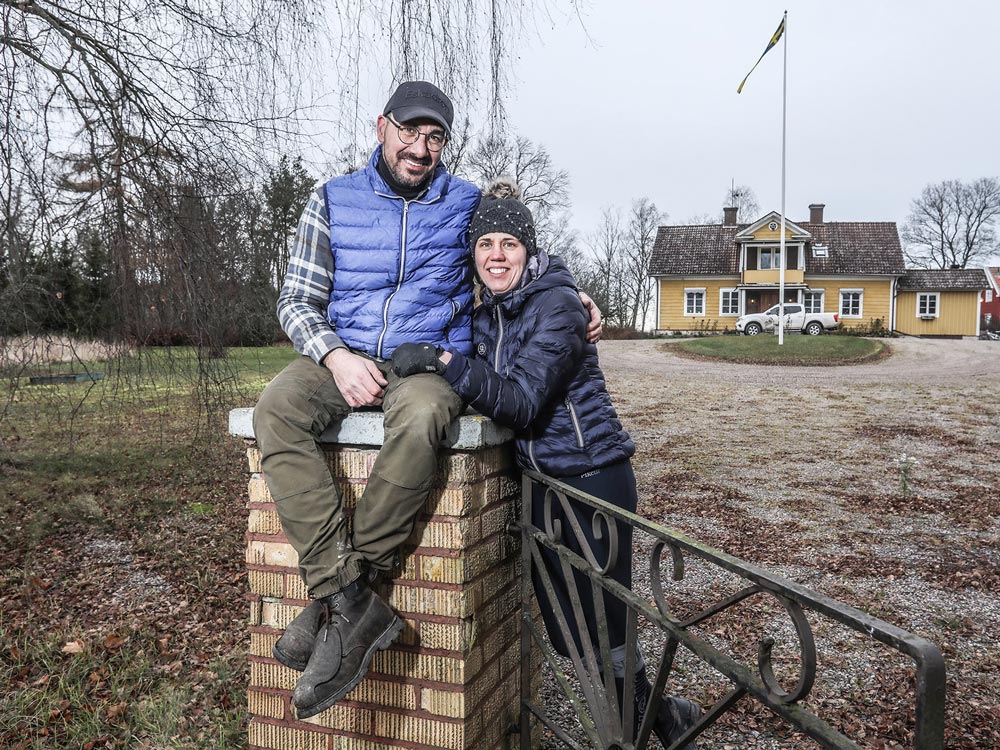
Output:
top-left (897, 268), bottom-right (990, 290)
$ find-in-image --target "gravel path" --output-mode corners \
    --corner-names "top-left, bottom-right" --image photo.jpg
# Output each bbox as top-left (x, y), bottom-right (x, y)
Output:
top-left (536, 337), bottom-right (1000, 750)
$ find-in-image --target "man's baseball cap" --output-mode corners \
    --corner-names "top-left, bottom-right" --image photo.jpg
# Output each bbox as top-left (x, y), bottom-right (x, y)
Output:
top-left (383, 81), bottom-right (454, 134)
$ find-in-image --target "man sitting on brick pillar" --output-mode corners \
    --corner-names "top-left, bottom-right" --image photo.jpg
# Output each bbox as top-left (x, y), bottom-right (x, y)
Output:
top-left (253, 80), bottom-right (600, 720)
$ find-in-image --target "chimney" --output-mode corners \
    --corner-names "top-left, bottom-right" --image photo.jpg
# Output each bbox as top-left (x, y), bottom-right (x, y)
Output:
top-left (723, 206), bottom-right (738, 226)
top-left (809, 203), bottom-right (825, 224)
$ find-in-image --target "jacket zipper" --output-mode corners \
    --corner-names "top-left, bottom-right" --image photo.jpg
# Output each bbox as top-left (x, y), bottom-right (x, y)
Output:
top-left (565, 399), bottom-right (585, 449)
top-left (493, 306), bottom-right (504, 372)
top-left (376, 199), bottom-right (410, 359)
top-left (527, 428), bottom-right (542, 473)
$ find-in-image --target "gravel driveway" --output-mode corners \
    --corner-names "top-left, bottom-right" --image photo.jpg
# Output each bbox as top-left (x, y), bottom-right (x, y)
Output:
top-left (538, 337), bottom-right (1000, 749)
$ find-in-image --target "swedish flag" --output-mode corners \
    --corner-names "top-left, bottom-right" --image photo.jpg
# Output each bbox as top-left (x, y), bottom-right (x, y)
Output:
top-left (737, 16), bottom-right (786, 94)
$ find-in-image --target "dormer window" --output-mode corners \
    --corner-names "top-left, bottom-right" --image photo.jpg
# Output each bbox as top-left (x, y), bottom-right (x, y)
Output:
top-left (812, 244), bottom-right (828, 258)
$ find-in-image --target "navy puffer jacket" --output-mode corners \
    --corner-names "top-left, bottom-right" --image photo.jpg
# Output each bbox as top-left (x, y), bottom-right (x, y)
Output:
top-left (323, 147), bottom-right (480, 359)
top-left (442, 252), bottom-right (635, 477)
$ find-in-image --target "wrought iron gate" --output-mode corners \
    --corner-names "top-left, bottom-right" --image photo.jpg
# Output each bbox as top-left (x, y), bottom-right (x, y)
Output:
top-left (510, 471), bottom-right (946, 750)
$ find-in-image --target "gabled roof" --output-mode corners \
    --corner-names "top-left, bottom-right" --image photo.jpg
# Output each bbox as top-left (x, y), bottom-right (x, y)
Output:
top-left (648, 215), bottom-right (906, 276)
top-left (897, 268), bottom-right (990, 291)
top-left (986, 266), bottom-right (1000, 294)
top-left (735, 211), bottom-right (811, 240)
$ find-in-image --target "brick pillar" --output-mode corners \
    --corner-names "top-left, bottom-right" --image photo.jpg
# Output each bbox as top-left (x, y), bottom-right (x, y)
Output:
top-left (229, 408), bottom-right (524, 750)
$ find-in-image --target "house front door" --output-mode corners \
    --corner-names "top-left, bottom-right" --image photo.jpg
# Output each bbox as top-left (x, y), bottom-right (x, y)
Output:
top-left (745, 290), bottom-right (779, 314)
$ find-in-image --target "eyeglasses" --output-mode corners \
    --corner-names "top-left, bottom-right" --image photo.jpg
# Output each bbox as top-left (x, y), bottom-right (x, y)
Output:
top-left (386, 114), bottom-right (448, 152)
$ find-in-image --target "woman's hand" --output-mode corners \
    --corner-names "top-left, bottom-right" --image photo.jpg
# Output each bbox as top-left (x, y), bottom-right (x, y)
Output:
top-left (391, 343), bottom-right (447, 377)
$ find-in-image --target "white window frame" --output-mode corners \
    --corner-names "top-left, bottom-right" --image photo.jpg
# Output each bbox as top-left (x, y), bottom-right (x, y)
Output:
top-left (803, 289), bottom-right (825, 314)
top-left (839, 289), bottom-right (864, 318)
top-left (719, 288), bottom-right (739, 316)
top-left (917, 292), bottom-right (940, 318)
top-left (684, 287), bottom-right (706, 316)
top-left (758, 247), bottom-right (782, 270)
top-left (812, 245), bottom-right (828, 258)
top-left (986, 290), bottom-right (994, 303)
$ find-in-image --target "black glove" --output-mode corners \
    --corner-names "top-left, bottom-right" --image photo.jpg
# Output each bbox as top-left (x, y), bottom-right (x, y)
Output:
top-left (391, 342), bottom-right (446, 377)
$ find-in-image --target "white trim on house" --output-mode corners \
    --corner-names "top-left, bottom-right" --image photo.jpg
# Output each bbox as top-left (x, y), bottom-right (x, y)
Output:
top-left (655, 277), bottom-right (661, 333)
top-left (803, 289), bottom-right (825, 313)
top-left (916, 292), bottom-right (940, 319)
top-left (719, 288), bottom-right (739, 316)
top-left (734, 212), bottom-right (812, 241)
top-left (977, 289), bottom-right (983, 337)
top-left (890, 276), bottom-right (897, 330)
top-left (983, 267), bottom-right (1000, 297)
top-left (839, 288), bottom-right (864, 318)
top-left (684, 287), bottom-right (706, 316)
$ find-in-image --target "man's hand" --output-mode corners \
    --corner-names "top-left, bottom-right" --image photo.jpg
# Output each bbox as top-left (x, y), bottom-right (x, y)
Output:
top-left (579, 291), bottom-right (603, 344)
top-left (391, 343), bottom-right (446, 378)
top-left (324, 348), bottom-right (387, 407)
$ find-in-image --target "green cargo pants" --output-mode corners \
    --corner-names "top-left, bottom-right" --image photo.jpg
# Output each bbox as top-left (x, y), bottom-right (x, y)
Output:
top-left (252, 354), bottom-right (463, 599)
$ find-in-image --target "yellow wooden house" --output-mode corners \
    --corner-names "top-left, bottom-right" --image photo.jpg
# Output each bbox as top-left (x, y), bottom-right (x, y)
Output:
top-left (648, 204), bottom-right (988, 337)
top-left (895, 269), bottom-right (991, 337)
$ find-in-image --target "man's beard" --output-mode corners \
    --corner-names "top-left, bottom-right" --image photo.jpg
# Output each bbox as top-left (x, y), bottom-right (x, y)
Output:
top-left (389, 153), bottom-right (433, 187)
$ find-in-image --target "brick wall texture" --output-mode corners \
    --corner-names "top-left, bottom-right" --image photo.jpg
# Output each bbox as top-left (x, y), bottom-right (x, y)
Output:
top-left (244, 441), bottom-right (525, 750)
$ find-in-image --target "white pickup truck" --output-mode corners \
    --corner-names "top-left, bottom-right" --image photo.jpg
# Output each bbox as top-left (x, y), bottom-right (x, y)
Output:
top-left (735, 304), bottom-right (840, 336)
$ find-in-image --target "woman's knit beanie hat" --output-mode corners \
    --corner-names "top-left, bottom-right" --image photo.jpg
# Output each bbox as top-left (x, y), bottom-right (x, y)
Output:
top-left (468, 178), bottom-right (537, 256)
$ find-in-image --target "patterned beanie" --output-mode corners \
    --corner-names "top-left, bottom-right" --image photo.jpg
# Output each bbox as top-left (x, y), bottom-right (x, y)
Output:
top-left (468, 178), bottom-right (537, 256)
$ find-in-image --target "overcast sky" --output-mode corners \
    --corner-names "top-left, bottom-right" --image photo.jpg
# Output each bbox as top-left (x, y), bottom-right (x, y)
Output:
top-left (495, 1), bottom-right (999, 260)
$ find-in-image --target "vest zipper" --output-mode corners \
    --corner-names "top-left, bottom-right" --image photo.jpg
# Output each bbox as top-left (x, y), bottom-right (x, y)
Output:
top-left (377, 199), bottom-right (410, 359)
top-left (565, 399), bottom-right (585, 449)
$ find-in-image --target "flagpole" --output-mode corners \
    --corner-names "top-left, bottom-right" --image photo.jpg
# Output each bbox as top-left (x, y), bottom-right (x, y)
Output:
top-left (778, 9), bottom-right (788, 346)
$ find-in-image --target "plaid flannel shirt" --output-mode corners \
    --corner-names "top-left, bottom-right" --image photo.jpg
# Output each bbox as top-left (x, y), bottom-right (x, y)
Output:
top-left (277, 190), bottom-right (345, 364)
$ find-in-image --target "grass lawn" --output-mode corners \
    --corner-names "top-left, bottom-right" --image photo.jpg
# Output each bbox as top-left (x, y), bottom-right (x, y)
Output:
top-left (1, 345), bottom-right (296, 750)
top-left (669, 334), bottom-right (887, 365)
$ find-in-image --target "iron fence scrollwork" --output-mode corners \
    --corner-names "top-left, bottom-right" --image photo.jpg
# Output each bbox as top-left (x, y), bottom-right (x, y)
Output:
top-left (508, 471), bottom-right (946, 750)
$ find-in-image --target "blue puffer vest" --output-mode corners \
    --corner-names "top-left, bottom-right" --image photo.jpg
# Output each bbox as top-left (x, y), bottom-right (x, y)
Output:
top-left (323, 148), bottom-right (480, 359)
top-left (442, 253), bottom-right (635, 477)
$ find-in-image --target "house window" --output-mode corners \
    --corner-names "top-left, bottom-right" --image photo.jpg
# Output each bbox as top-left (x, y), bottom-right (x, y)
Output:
top-left (684, 288), bottom-right (706, 316)
top-left (987, 290), bottom-right (994, 302)
top-left (917, 292), bottom-right (939, 318)
top-left (720, 288), bottom-right (739, 316)
top-left (759, 248), bottom-right (782, 270)
top-left (803, 290), bottom-right (824, 314)
top-left (812, 245), bottom-right (828, 258)
top-left (840, 289), bottom-right (863, 318)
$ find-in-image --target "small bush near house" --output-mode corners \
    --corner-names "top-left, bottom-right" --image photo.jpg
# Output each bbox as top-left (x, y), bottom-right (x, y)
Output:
top-left (831, 317), bottom-right (894, 337)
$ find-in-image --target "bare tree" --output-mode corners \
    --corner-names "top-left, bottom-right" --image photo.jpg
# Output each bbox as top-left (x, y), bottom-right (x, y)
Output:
top-left (1, 0), bottom-right (570, 335)
top-left (723, 184), bottom-right (760, 223)
top-left (684, 212), bottom-right (721, 226)
top-left (586, 207), bottom-right (628, 327)
top-left (1, 0), bottom-right (582, 429)
top-left (623, 198), bottom-right (664, 330)
top-left (460, 132), bottom-right (573, 256)
top-left (903, 178), bottom-right (1000, 269)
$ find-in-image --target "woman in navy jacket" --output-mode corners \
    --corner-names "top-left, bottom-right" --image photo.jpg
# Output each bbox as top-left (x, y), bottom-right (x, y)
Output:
top-left (391, 180), bottom-right (700, 746)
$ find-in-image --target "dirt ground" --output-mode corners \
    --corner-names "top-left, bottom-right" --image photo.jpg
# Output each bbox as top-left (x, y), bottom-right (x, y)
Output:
top-left (581, 337), bottom-right (1000, 749)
